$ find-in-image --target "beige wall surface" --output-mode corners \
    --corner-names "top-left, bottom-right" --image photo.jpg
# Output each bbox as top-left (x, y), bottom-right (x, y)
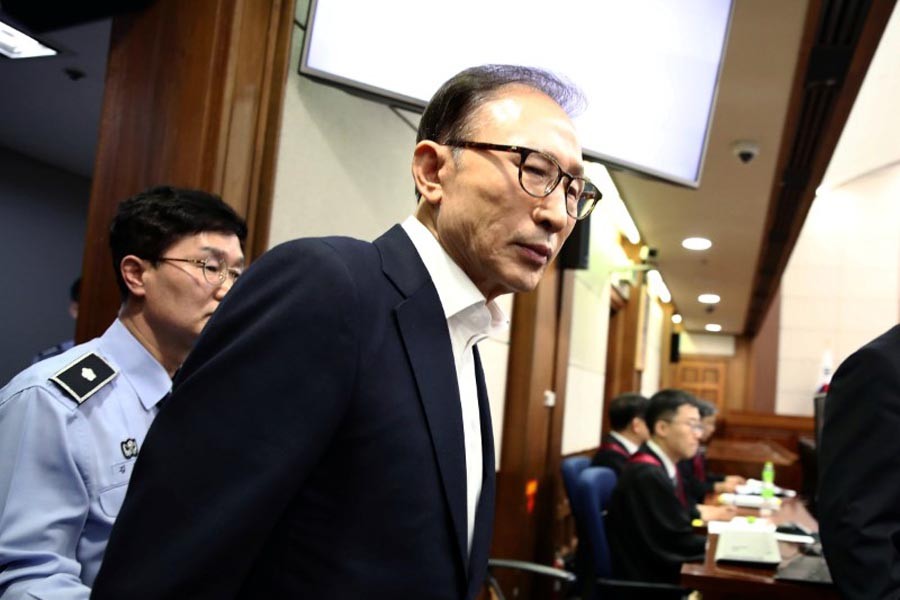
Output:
top-left (777, 164), bottom-right (900, 415)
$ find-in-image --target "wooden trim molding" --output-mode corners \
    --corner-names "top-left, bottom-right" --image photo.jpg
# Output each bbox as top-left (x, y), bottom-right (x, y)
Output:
top-left (76, 0), bottom-right (295, 342)
top-left (745, 0), bottom-right (896, 335)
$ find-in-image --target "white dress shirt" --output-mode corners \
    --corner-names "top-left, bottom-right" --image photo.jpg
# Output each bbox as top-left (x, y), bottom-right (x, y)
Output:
top-left (401, 216), bottom-right (508, 554)
top-left (609, 431), bottom-right (640, 455)
top-left (647, 439), bottom-right (678, 480)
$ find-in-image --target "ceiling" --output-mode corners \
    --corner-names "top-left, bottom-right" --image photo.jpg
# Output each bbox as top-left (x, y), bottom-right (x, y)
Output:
top-left (612, 0), bottom-right (809, 335)
top-left (0, 13), bottom-right (110, 177)
top-left (0, 0), bottom-right (892, 336)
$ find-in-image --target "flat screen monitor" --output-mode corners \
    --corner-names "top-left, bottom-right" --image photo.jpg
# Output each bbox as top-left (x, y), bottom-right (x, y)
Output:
top-left (299, 0), bottom-right (734, 188)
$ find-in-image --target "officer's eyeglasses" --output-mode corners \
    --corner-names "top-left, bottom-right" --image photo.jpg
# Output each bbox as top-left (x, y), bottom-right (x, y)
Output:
top-left (156, 257), bottom-right (242, 288)
top-left (665, 419), bottom-right (705, 434)
top-left (444, 140), bottom-right (601, 220)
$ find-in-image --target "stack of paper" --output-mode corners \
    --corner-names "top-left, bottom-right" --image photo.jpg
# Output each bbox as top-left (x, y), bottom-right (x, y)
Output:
top-left (718, 493), bottom-right (783, 509)
top-left (736, 478), bottom-right (797, 497)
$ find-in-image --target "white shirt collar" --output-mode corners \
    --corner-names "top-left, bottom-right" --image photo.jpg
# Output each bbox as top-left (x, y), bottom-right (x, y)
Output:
top-left (647, 439), bottom-right (677, 480)
top-left (401, 216), bottom-right (508, 335)
top-left (609, 431), bottom-right (639, 455)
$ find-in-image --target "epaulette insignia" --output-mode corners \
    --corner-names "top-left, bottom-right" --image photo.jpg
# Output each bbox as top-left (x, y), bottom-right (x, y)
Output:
top-left (50, 352), bottom-right (118, 405)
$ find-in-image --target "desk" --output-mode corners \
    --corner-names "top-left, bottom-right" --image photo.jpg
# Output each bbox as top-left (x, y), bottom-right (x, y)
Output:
top-left (706, 439), bottom-right (801, 491)
top-left (680, 498), bottom-right (838, 599)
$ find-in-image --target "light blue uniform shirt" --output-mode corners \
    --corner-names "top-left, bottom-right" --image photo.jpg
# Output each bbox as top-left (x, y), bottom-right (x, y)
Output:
top-left (0, 319), bottom-right (170, 599)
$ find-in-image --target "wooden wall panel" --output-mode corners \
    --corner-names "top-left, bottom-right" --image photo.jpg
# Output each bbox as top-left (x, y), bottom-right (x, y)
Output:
top-left (491, 262), bottom-right (563, 596)
top-left (76, 0), bottom-right (294, 342)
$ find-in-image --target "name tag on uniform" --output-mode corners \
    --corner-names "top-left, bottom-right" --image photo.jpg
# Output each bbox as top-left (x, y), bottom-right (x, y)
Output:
top-left (111, 459), bottom-right (135, 479)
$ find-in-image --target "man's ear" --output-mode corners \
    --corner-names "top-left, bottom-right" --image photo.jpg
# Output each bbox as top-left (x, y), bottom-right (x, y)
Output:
top-left (120, 256), bottom-right (149, 298)
top-left (411, 141), bottom-right (449, 206)
top-left (653, 419), bottom-right (668, 439)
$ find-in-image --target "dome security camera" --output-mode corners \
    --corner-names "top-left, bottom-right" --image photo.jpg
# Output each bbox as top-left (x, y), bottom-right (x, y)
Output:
top-left (732, 140), bottom-right (759, 164)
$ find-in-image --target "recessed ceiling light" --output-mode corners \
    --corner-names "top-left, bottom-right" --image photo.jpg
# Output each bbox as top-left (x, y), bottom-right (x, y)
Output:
top-left (671, 314), bottom-right (682, 324)
top-left (682, 237), bottom-right (712, 251)
top-left (698, 293), bottom-right (720, 304)
top-left (0, 20), bottom-right (57, 59)
top-left (705, 324), bottom-right (722, 332)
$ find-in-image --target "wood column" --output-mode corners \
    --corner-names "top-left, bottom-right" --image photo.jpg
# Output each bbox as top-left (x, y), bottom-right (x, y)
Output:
top-left (491, 261), bottom-right (571, 595)
top-left (76, 0), bottom-right (295, 342)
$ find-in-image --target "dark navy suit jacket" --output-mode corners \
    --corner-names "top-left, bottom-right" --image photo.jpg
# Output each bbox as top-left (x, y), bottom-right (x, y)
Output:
top-left (819, 324), bottom-right (900, 600)
top-left (92, 226), bottom-right (496, 599)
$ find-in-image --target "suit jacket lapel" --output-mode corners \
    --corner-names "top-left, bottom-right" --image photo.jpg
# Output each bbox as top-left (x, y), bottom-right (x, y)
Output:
top-left (467, 344), bottom-right (496, 598)
top-left (376, 225), bottom-right (470, 575)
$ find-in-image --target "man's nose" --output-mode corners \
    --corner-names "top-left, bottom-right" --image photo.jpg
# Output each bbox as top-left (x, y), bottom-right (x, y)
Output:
top-left (533, 185), bottom-right (571, 232)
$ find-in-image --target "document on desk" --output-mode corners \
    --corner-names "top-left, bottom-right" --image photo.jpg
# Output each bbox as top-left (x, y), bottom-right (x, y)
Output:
top-left (736, 479), bottom-right (797, 497)
top-left (714, 530), bottom-right (782, 566)
top-left (707, 516), bottom-right (775, 534)
top-left (718, 493), bottom-right (783, 508)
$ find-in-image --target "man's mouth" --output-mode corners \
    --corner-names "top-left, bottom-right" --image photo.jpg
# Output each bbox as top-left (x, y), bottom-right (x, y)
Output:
top-left (516, 242), bottom-right (552, 263)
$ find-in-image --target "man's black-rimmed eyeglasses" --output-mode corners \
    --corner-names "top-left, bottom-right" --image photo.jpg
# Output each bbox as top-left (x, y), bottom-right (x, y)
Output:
top-left (445, 140), bottom-right (601, 220)
top-left (156, 257), bottom-right (242, 288)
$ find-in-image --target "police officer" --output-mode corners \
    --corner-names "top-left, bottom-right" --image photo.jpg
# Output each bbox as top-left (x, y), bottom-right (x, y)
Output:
top-left (0, 186), bottom-right (246, 599)
top-left (31, 277), bottom-right (81, 364)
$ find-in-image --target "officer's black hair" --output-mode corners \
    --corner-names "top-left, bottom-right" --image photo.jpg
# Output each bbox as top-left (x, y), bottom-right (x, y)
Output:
top-left (645, 389), bottom-right (700, 436)
top-left (608, 392), bottom-right (650, 432)
top-left (109, 186), bottom-right (247, 299)
top-left (696, 398), bottom-right (718, 419)
top-left (70, 277), bottom-right (81, 303)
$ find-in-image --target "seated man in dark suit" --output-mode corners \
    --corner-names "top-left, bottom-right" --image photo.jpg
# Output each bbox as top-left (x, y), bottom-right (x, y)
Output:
top-left (607, 389), bottom-right (734, 583)
top-left (678, 399), bottom-right (745, 503)
top-left (591, 392), bottom-right (649, 475)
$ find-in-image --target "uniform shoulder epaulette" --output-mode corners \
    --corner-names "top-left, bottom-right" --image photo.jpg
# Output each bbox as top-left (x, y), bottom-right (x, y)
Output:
top-left (50, 352), bottom-right (118, 405)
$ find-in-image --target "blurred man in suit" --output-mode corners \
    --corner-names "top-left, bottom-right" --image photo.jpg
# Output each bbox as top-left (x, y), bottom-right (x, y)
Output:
top-left (591, 392), bottom-right (649, 475)
top-left (819, 324), bottom-right (900, 599)
top-left (93, 64), bottom-right (600, 599)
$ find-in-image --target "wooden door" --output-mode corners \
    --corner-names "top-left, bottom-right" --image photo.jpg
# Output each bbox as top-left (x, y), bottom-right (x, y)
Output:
top-left (671, 357), bottom-right (727, 407)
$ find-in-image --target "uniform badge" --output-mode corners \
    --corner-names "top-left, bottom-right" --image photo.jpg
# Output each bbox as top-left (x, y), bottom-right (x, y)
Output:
top-left (120, 438), bottom-right (139, 459)
top-left (50, 352), bottom-right (118, 405)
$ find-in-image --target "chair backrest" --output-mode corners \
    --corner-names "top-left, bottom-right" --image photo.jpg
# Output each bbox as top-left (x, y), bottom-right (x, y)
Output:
top-left (574, 466), bottom-right (618, 579)
top-left (561, 456), bottom-right (591, 507)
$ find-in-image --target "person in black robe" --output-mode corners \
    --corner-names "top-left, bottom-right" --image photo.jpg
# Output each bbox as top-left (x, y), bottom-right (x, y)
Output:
top-left (677, 399), bottom-right (745, 504)
top-left (591, 392), bottom-right (649, 475)
top-left (607, 389), bottom-right (734, 583)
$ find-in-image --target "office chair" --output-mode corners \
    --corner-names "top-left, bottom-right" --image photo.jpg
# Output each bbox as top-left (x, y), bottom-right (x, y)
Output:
top-left (574, 466), bottom-right (689, 599)
top-left (561, 455), bottom-right (591, 504)
top-left (560, 456), bottom-right (592, 594)
top-left (484, 558), bottom-right (577, 600)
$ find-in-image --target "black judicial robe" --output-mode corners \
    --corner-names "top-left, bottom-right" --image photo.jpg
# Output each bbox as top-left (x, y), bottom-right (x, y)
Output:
top-left (678, 447), bottom-right (725, 504)
top-left (607, 445), bottom-right (706, 583)
top-left (591, 434), bottom-right (630, 475)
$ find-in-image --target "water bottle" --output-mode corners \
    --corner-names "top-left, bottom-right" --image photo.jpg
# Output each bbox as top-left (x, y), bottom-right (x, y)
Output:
top-left (760, 460), bottom-right (775, 516)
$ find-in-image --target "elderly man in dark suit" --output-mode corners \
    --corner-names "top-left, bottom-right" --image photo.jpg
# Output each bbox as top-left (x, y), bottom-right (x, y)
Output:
top-left (819, 324), bottom-right (900, 600)
top-left (92, 64), bottom-right (599, 599)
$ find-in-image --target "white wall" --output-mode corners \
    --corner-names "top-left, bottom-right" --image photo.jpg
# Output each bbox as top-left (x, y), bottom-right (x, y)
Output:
top-left (680, 332), bottom-right (736, 356)
top-left (640, 298), bottom-right (665, 397)
top-left (271, 22), bottom-right (513, 464)
top-left (776, 164), bottom-right (900, 415)
top-left (560, 197), bottom-right (630, 454)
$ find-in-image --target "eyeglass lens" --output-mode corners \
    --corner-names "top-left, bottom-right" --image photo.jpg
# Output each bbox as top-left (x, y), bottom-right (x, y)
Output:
top-left (520, 151), bottom-right (599, 219)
